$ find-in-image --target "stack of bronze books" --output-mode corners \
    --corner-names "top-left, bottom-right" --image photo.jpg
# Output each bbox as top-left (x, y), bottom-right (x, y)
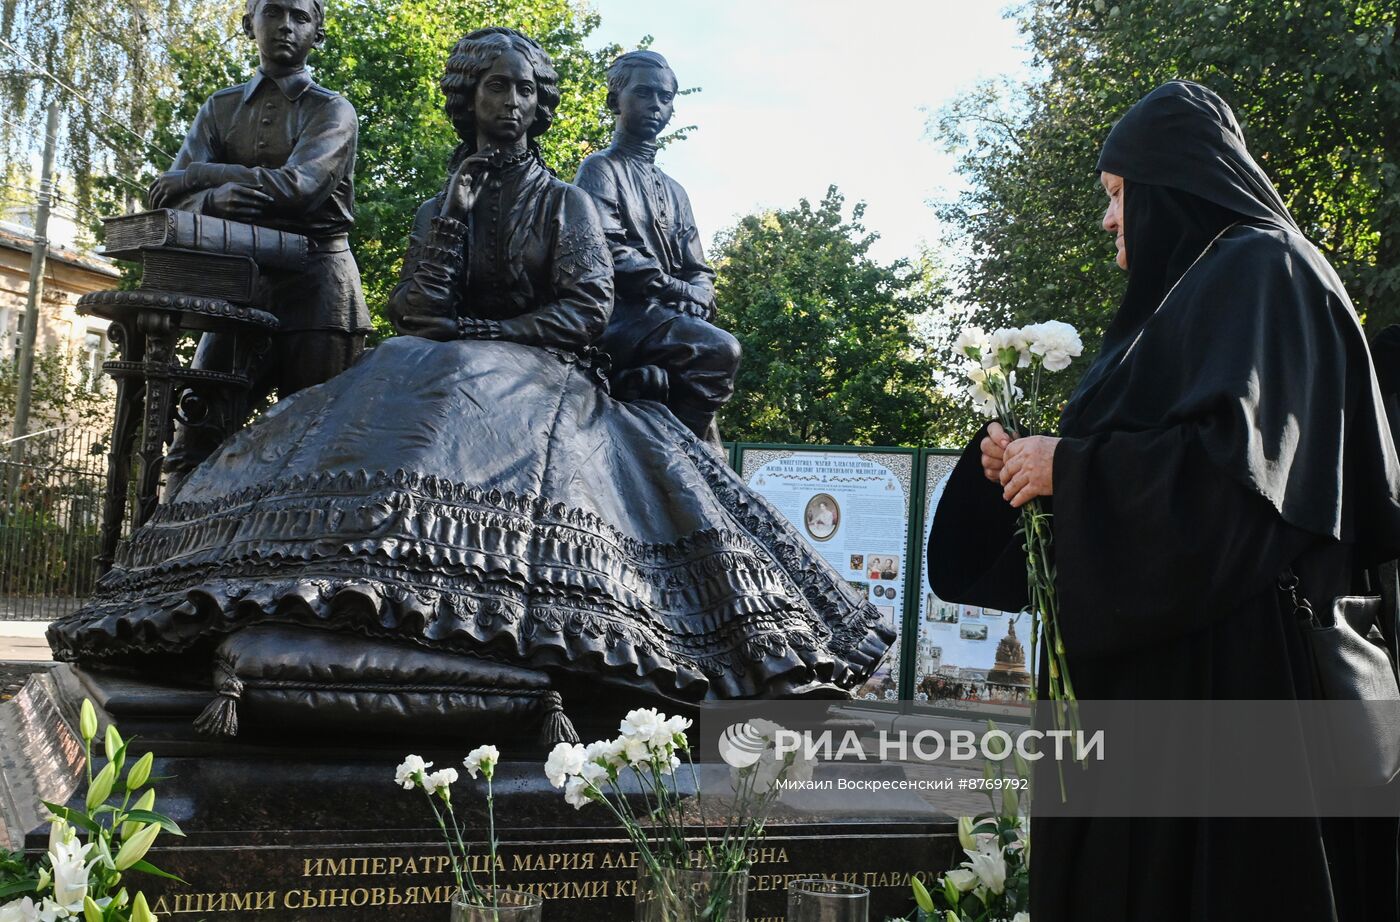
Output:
top-left (101, 209), bottom-right (308, 305)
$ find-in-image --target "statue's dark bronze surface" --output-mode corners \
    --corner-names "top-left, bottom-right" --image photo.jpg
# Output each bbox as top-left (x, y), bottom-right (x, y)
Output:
top-left (50, 28), bottom-right (892, 741)
top-left (79, 271), bottom-right (280, 571)
top-left (574, 51), bottom-right (740, 444)
top-left (151, 0), bottom-right (370, 483)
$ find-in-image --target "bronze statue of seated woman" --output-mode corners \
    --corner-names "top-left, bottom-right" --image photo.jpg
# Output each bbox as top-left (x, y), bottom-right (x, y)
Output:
top-left (48, 28), bottom-right (892, 746)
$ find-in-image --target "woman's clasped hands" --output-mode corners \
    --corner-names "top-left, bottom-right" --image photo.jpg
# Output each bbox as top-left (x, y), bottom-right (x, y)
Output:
top-left (980, 421), bottom-right (1059, 508)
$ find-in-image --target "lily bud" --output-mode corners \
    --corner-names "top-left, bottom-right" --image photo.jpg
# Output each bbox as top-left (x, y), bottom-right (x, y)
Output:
top-left (131, 891), bottom-right (158, 922)
top-left (79, 700), bottom-right (98, 742)
top-left (87, 761), bottom-right (117, 811)
top-left (122, 790), bottom-right (156, 839)
top-left (1002, 785), bottom-right (1019, 819)
top-left (114, 821), bottom-right (161, 870)
top-left (105, 724), bottom-right (125, 773)
top-left (126, 752), bottom-right (153, 791)
top-left (957, 816), bottom-right (976, 851)
top-left (83, 896), bottom-right (103, 922)
top-left (911, 876), bottom-right (934, 913)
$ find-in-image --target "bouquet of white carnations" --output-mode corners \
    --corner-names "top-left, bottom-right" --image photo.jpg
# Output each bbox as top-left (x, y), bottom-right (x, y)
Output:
top-left (0, 699), bottom-right (183, 922)
top-left (394, 744), bottom-right (507, 911)
top-left (954, 321), bottom-right (1083, 713)
top-left (545, 710), bottom-right (812, 922)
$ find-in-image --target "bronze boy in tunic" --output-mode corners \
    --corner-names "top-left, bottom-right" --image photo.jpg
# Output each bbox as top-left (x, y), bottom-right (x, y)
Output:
top-left (149, 0), bottom-right (369, 481)
top-left (574, 51), bottom-right (740, 444)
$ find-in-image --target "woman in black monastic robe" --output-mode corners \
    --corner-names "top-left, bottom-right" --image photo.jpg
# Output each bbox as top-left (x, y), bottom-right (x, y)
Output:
top-left (48, 29), bottom-right (892, 704)
top-left (928, 81), bottom-right (1400, 920)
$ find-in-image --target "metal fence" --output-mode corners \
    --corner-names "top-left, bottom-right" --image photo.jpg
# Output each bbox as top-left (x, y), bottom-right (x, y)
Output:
top-left (0, 425), bottom-right (112, 621)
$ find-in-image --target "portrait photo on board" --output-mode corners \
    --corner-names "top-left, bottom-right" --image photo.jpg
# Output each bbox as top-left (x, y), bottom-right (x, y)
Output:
top-left (804, 493), bottom-right (840, 541)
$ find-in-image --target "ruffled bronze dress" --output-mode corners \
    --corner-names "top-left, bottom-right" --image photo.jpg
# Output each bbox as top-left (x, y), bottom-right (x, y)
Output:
top-left (49, 155), bottom-right (892, 702)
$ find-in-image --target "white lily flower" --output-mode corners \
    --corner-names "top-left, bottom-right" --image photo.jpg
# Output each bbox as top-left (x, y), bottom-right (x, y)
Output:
top-left (47, 834), bottom-right (93, 913)
top-left (394, 755), bottom-right (431, 790)
top-left (462, 745), bottom-right (499, 779)
top-left (47, 818), bottom-right (69, 854)
top-left (946, 867), bottom-right (979, 893)
top-left (0, 897), bottom-right (40, 922)
top-left (1013, 913), bottom-right (1031, 922)
top-left (964, 839), bottom-right (1008, 895)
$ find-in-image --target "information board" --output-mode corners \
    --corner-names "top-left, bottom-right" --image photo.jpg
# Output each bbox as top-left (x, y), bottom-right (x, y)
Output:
top-left (738, 448), bottom-right (916, 701)
top-left (911, 452), bottom-right (1031, 709)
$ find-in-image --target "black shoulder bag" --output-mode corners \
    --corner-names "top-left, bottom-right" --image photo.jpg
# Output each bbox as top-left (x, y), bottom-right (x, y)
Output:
top-left (1280, 562), bottom-right (1400, 787)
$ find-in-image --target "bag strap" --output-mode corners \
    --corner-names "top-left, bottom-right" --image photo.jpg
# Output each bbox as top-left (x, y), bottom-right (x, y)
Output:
top-left (1367, 560), bottom-right (1400, 664)
top-left (1278, 567), bottom-right (1320, 628)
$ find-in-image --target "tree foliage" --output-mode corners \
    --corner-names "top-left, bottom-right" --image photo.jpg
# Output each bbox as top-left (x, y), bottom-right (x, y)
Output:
top-left (937, 0), bottom-right (1400, 424)
top-left (713, 186), bottom-right (957, 447)
top-left (6, 0), bottom-right (628, 331)
top-left (0, 0), bottom-right (240, 219)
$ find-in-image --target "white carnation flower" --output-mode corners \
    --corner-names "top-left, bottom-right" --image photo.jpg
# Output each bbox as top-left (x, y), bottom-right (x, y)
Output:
top-left (544, 742), bottom-right (586, 789)
top-left (1026, 320), bottom-right (1083, 372)
top-left (580, 760), bottom-right (609, 786)
top-left (423, 768), bottom-right (458, 797)
top-left (620, 708), bottom-right (664, 742)
top-left (747, 718), bottom-right (783, 738)
top-left (966, 367), bottom-right (999, 418)
top-left (658, 714), bottom-right (692, 748)
top-left (462, 744), bottom-right (500, 779)
top-left (622, 736), bottom-right (652, 766)
top-left (1006, 370), bottom-right (1025, 402)
top-left (989, 327), bottom-right (1032, 369)
top-left (563, 776), bottom-right (592, 809)
top-left (783, 751), bottom-right (816, 785)
top-left (955, 326), bottom-right (990, 362)
top-left (395, 754), bottom-right (432, 790)
top-left (585, 738), bottom-right (626, 770)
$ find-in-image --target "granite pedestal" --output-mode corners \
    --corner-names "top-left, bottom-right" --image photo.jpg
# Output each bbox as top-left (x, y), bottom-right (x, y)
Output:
top-left (1, 666), bottom-right (959, 920)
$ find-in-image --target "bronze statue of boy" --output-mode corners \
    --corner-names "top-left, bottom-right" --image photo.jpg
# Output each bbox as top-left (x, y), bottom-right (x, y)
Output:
top-left (574, 51), bottom-right (740, 444)
top-left (148, 0), bottom-right (369, 482)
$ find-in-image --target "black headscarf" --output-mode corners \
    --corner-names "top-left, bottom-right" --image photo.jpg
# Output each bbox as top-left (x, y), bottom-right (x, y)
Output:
top-left (1062, 80), bottom-right (1400, 559)
top-left (1069, 182), bottom-right (1241, 405)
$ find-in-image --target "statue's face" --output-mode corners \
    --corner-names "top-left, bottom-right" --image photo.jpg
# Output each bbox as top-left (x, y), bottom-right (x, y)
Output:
top-left (244, 0), bottom-right (321, 69)
top-left (474, 49), bottom-right (538, 147)
top-left (615, 67), bottom-right (677, 140)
